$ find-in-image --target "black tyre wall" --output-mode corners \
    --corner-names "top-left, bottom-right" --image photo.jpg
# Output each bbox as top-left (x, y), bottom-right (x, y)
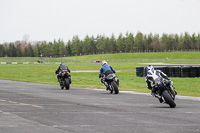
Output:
top-left (137, 66), bottom-right (200, 78)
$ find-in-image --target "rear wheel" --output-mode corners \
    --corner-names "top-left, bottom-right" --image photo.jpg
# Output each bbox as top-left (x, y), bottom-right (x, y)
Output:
top-left (65, 78), bottom-right (70, 90)
top-left (162, 90), bottom-right (176, 108)
top-left (111, 81), bottom-right (119, 94)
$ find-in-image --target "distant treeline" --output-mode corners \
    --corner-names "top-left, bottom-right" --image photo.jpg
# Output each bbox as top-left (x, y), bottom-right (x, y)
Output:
top-left (0, 32), bottom-right (200, 57)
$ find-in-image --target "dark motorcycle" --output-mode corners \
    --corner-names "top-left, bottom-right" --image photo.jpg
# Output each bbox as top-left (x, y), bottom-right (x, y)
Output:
top-left (105, 74), bottom-right (119, 94)
top-left (58, 71), bottom-right (71, 90)
top-left (154, 77), bottom-right (176, 108)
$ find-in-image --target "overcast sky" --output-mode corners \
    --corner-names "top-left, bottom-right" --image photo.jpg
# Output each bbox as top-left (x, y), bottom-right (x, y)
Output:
top-left (0, 0), bottom-right (200, 43)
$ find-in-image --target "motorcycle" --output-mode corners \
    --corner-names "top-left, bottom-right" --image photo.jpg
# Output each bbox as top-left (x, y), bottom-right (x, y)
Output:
top-left (58, 70), bottom-right (71, 90)
top-left (104, 73), bottom-right (119, 94)
top-left (153, 77), bottom-right (176, 108)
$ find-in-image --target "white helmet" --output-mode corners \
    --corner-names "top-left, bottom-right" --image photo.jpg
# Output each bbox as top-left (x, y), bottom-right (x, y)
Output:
top-left (146, 65), bottom-right (154, 75)
top-left (101, 60), bottom-right (107, 66)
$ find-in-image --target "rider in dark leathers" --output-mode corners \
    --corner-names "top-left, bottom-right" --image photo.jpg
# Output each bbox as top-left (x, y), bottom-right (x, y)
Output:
top-left (55, 62), bottom-right (71, 83)
top-left (146, 65), bottom-right (177, 103)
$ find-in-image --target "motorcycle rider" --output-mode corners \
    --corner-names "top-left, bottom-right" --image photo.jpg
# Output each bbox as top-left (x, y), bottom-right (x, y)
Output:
top-left (55, 62), bottom-right (71, 83)
top-left (146, 65), bottom-right (177, 103)
top-left (99, 60), bottom-right (118, 89)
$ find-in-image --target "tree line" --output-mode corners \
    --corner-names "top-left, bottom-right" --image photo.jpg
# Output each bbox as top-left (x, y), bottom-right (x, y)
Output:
top-left (1, 32), bottom-right (200, 57)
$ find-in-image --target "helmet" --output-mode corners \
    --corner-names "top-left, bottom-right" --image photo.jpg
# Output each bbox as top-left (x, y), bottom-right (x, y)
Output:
top-left (60, 62), bottom-right (65, 66)
top-left (146, 65), bottom-right (154, 74)
top-left (101, 60), bottom-right (107, 66)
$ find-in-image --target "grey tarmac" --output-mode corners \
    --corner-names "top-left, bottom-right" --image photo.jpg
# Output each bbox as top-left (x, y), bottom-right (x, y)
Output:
top-left (0, 79), bottom-right (200, 133)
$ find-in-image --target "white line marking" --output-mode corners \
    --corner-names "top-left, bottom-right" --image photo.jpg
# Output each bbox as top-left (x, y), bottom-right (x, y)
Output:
top-left (85, 88), bottom-right (200, 101)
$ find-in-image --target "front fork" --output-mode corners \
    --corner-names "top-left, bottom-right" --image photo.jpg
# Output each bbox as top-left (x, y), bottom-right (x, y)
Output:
top-left (169, 81), bottom-right (176, 96)
top-left (115, 77), bottom-right (119, 86)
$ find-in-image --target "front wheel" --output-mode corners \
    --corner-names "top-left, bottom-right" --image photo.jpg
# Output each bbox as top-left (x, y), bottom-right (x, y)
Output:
top-left (65, 78), bottom-right (70, 90)
top-left (162, 90), bottom-right (176, 108)
top-left (111, 81), bottom-right (119, 94)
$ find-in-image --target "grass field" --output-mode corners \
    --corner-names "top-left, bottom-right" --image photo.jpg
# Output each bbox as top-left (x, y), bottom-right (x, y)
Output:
top-left (0, 52), bottom-right (200, 97)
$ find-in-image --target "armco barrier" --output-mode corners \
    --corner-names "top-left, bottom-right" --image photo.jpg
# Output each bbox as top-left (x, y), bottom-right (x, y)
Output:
top-left (136, 66), bottom-right (200, 78)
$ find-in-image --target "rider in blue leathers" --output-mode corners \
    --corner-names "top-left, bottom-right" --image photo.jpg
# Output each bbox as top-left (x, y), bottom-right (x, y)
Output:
top-left (99, 60), bottom-right (117, 89)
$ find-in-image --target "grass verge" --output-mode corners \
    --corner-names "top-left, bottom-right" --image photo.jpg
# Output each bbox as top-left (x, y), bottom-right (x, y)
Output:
top-left (0, 64), bottom-right (199, 97)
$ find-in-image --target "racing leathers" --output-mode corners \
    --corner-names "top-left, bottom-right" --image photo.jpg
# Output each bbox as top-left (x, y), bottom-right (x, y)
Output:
top-left (146, 70), bottom-right (176, 102)
top-left (99, 64), bottom-right (116, 88)
top-left (55, 63), bottom-right (71, 83)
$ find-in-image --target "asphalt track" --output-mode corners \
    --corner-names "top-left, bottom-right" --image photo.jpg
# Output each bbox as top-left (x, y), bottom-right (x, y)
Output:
top-left (0, 79), bottom-right (200, 133)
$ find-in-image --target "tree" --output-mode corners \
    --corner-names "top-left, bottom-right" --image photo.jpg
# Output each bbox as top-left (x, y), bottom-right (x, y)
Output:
top-left (146, 33), bottom-right (153, 51)
top-left (16, 43), bottom-right (23, 57)
top-left (7, 43), bottom-right (16, 57)
top-left (191, 33), bottom-right (196, 49)
top-left (196, 33), bottom-right (200, 50)
top-left (41, 42), bottom-right (50, 57)
top-left (151, 34), bottom-right (160, 51)
top-left (109, 34), bottom-right (117, 53)
top-left (71, 35), bottom-right (82, 55)
top-left (34, 44), bottom-right (40, 57)
top-left (96, 35), bottom-right (106, 53)
top-left (168, 34), bottom-right (175, 51)
top-left (0, 45), bottom-right (5, 57)
top-left (27, 43), bottom-right (34, 57)
top-left (82, 35), bottom-right (91, 55)
top-left (174, 34), bottom-right (180, 50)
top-left (135, 32), bottom-right (144, 52)
top-left (124, 32), bottom-right (135, 52)
top-left (66, 40), bottom-right (72, 56)
top-left (51, 40), bottom-right (59, 57)
top-left (58, 39), bottom-right (66, 56)
top-left (116, 33), bottom-right (125, 52)
top-left (160, 33), bottom-right (168, 50)
top-left (182, 32), bottom-right (192, 49)
top-left (90, 36), bottom-right (97, 54)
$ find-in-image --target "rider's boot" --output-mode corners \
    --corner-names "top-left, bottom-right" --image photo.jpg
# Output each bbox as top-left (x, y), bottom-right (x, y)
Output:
top-left (151, 91), bottom-right (163, 103)
top-left (103, 82), bottom-right (109, 90)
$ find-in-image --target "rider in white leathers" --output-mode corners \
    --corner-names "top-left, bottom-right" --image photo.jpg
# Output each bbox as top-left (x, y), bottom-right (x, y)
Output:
top-left (146, 65), bottom-right (177, 103)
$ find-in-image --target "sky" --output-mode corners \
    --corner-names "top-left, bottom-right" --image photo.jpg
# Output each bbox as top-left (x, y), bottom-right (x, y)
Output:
top-left (0, 0), bottom-right (200, 43)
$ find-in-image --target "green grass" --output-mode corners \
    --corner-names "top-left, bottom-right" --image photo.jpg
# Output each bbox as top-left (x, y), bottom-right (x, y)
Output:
top-left (1, 52), bottom-right (200, 64)
top-left (0, 52), bottom-right (200, 97)
top-left (0, 63), bottom-right (199, 97)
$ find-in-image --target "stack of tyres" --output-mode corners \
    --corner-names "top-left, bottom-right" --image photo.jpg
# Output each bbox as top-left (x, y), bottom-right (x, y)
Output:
top-left (154, 66), bottom-right (168, 75)
top-left (198, 67), bottom-right (200, 77)
top-left (167, 67), bottom-right (175, 77)
top-left (136, 67), bottom-right (140, 77)
top-left (168, 66), bottom-right (181, 77)
top-left (175, 67), bottom-right (182, 77)
top-left (136, 67), bottom-right (145, 77)
top-left (136, 66), bottom-right (200, 78)
top-left (181, 67), bottom-right (190, 77)
top-left (190, 67), bottom-right (198, 77)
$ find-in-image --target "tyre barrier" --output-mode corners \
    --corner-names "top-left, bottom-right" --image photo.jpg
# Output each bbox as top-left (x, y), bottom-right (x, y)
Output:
top-left (136, 66), bottom-right (200, 78)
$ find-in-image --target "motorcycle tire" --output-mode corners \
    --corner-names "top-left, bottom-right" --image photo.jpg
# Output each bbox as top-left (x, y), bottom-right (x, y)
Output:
top-left (65, 78), bottom-right (70, 90)
top-left (111, 81), bottom-right (119, 94)
top-left (162, 90), bottom-right (176, 108)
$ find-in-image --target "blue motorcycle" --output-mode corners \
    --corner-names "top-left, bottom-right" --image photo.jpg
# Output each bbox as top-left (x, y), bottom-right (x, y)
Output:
top-left (154, 77), bottom-right (176, 108)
